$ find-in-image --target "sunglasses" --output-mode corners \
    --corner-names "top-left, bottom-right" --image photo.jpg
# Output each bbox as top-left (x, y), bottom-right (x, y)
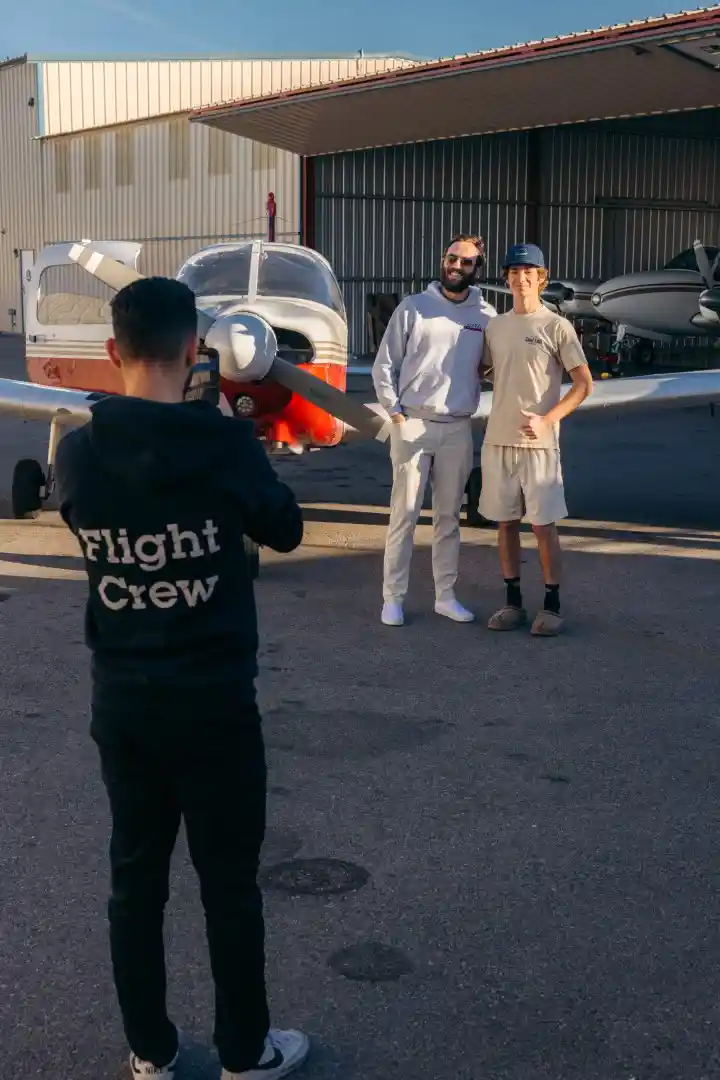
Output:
top-left (445, 254), bottom-right (477, 268)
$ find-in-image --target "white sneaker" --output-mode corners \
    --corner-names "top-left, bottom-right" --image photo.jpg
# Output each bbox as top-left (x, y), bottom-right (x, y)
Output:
top-left (129, 1050), bottom-right (178, 1079)
top-left (381, 601), bottom-right (404, 626)
top-left (434, 598), bottom-right (475, 623)
top-left (221, 1028), bottom-right (310, 1078)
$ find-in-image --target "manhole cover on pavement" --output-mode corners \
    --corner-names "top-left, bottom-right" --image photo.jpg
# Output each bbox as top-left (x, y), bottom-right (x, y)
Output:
top-left (328, 941), bottom-right (415, 982)
top-left (259, 857), bottom-right (370, 896)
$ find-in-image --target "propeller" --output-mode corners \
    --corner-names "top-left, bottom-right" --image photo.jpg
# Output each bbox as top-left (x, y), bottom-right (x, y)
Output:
top-left (693, 239), bottom-right (715, 290)
top-left (68, 243), bottom-right (386, 441)
top-left (69, 243), bottom-right (146, 293)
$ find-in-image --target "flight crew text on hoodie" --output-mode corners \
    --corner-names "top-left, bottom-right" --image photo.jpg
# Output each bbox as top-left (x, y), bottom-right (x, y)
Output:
top-left (55, 395), bottom-right (303, 695)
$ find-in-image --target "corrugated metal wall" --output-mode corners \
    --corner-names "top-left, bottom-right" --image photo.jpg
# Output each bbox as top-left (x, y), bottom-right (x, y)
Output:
top-left (38, 56), bottom-right (418, 136)
top-left (0, 60), bottom-right (44, 333)
top-left (539, 112), bottom-right (720, 280)
top-left (315, 134), bottom-right (530, 354)
top-left (313, 111), bottom-right (720, 356)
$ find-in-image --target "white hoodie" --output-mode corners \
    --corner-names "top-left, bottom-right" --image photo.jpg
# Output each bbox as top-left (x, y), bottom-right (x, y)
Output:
top-left (371, 282), bottom-right (496, 422)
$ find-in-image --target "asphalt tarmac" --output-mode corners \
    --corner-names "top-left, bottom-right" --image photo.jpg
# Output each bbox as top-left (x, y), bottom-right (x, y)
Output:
top-left (1, 335), bottom-right (720, 1080)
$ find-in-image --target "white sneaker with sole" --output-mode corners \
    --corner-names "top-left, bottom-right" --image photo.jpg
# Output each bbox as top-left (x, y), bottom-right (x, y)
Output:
top-left (435, 598), bottom-right (475, 623)
top-left (221, 1028), bottom-right (310, 1079)
top-left (381, 601), bottom-right (404, 626)
top-left (129, 1050), bottom-right (179, 1079)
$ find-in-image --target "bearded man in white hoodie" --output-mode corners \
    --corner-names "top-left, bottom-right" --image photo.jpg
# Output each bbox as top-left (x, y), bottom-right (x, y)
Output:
top-left (372, 234), bottom-right (496, 627)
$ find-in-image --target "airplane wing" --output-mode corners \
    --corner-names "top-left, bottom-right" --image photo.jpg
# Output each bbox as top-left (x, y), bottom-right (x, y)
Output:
top-left (558, 369), bottom-right (720, 417)
top-left (6, 366), bottom-right (716, 433)
top-left (361, 369), bottom-right (720, 433)
top-left (0, 378), bottom-right (98, 423)
top-left (1, 243), bottom-right (719, 439)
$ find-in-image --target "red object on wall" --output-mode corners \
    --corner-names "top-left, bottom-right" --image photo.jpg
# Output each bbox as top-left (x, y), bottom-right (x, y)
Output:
top-left (266, 192), bottom-right (277, 242)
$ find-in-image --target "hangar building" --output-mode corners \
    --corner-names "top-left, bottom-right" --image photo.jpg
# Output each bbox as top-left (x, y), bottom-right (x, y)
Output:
top-left (0, 51), bottom-right (416, 333)
top-left (191, 6), bottom-right (720, 360)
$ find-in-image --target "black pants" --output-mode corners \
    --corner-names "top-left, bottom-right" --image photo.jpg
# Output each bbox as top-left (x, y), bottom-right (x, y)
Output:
top-left (90, 682), bottom-right (270, 1073)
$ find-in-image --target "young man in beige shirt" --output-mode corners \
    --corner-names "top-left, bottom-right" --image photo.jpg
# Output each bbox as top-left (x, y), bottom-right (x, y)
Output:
top-left (479, 243), bottom-right (594, 635)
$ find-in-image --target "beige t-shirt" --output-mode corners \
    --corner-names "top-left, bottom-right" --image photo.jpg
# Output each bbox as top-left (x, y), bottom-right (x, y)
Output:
top-left (482, 308), bottom-right (588, 449)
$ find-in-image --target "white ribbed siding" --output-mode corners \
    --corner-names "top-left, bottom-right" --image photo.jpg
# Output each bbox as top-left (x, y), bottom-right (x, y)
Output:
top-left (0, 54), bottom-right (416, 332)
top-left (0, 60), bottom-right (44, 333)
top-left (38, 56), bottom-right (418, 137)
top-left (0, 107), bottom-right (300, 331)
top-left (42, 117), bottom-right (301, 277)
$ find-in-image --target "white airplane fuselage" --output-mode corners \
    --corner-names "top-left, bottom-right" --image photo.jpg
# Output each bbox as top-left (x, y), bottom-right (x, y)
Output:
top-left (591, 269), bottom-right (720, 338)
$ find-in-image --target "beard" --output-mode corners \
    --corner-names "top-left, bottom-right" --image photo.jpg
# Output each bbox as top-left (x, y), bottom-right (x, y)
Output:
top-left (440, 266), bottom-right (476, 293)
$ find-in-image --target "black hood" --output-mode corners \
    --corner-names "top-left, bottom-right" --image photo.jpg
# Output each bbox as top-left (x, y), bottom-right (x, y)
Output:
top-left (87, 395), bottom-right (245, 486)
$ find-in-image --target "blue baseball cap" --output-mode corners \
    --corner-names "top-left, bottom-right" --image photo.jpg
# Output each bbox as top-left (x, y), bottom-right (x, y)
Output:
top-left (503, 243), bottom-right (546, 269)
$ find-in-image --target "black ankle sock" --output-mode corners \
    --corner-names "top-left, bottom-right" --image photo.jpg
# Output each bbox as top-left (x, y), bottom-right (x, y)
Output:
top-left (504, 577), bottom-right (522, 609)
top-left (544, 584), bottom-right (560, 614)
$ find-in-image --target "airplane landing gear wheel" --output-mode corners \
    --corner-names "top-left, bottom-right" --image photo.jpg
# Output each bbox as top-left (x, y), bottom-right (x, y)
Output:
top-left (244, 535), bottom-right (260, 580)
top-left (634, 342), bottom-right (655, 369)
top-left (465, 466), bottom-right (492, 528)
top-left (11, 459), bottom-right (46, 520)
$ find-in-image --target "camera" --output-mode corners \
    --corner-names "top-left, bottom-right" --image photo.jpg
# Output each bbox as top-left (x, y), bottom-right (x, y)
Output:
top-left (183, 345), bottom-right (221, 405)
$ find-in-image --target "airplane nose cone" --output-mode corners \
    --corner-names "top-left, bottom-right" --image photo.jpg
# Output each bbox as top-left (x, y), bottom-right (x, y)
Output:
top-left (699, 287), bottom-right (720, 315)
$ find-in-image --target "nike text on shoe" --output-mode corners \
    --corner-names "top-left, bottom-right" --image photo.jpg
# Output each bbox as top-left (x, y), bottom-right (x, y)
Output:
top-left (221, 1028), bottom-right (310, 1079)
top-left (381, 601), bottom-right (404, 626)
top-left (129, 1051), bottom-right (178, 1079)
top-left (435, 598), bottom-right (475, 623)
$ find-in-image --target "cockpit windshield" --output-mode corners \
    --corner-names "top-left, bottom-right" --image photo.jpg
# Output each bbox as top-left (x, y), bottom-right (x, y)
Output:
top-left (178, 246), bottom-right (252, 297)
top-left (177, 243), bottom-right (346, 316)
top-left (664, 246), bottom-right (720, 278)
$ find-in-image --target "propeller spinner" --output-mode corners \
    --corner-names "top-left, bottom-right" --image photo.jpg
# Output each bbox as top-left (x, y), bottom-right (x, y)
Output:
top-left (699, 286), bottom-right (720, 320)
top-left (68, 243), bottom-right (387, 442)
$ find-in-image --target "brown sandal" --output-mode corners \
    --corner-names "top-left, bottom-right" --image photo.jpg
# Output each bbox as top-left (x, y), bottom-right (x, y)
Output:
top-left (487, 606), bottom-right (528, 631)
top-left (530, 610), bottom-right (565, 636)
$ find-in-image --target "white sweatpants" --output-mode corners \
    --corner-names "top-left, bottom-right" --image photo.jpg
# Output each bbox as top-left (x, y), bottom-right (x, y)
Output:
top-left (383, 416), bottom-right (474, 604)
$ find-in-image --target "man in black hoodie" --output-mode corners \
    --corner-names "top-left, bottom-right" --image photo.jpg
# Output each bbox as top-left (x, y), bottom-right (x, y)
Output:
top-left (55, 277), bottom-right (308, 1080)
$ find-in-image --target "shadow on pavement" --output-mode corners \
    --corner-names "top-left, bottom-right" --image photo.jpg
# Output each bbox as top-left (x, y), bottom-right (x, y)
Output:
top-left (1, 534), bottom-right (720, 1080)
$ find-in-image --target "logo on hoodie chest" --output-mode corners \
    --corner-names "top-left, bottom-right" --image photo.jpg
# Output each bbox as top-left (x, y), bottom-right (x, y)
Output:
top-left (463, 323), bottom-right (487, 334)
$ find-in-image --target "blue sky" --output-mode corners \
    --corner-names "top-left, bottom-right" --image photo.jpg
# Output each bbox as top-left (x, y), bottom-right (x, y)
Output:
top-left (1, 0), bottom-right (686, 61)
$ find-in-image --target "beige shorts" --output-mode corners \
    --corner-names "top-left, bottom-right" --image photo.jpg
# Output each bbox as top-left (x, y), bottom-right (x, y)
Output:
top-left (479, 444), bottom-right (568, 526)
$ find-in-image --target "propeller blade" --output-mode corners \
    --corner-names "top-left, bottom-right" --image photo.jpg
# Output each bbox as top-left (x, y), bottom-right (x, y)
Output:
top-left (69, 242), bottom-right (215, 337)
top-left (693, 239), bottom-right (714, 290)
top-left (268, 357), bottom-right (387, 439)
top-left (68, 243), bottom-right (144, 291)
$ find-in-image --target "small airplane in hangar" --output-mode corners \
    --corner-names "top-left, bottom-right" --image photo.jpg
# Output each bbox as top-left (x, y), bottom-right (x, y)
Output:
top-left (1, 238), bottom-right (720, 557)
top-left (590, 240), bottom-right (720, 357)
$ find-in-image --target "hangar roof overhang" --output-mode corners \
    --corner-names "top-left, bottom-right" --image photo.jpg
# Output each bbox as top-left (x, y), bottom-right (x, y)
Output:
top-left (191, 6), bottom-right (720, 156)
